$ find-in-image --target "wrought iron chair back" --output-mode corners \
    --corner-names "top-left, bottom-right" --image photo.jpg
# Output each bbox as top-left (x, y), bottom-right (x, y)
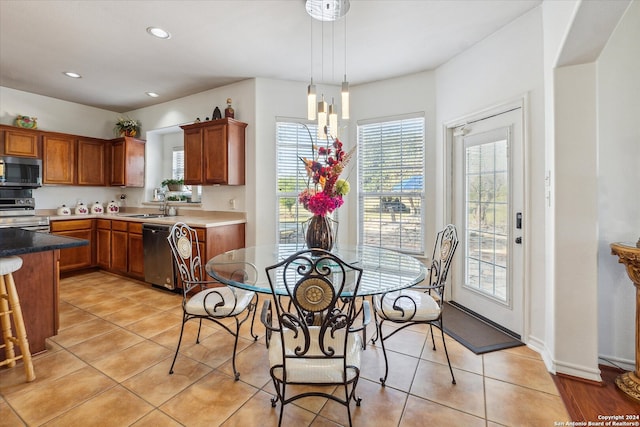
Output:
top-left (262, 248), bottom-right (369, 427)
top-left (166, 222), bottom-right (257, 380)
top-left (373, 224), bottom-right (459, 386)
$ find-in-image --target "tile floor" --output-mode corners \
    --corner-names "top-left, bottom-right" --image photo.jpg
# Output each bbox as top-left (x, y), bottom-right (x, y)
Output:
top-left (0, 271), bottom-right (569, 426)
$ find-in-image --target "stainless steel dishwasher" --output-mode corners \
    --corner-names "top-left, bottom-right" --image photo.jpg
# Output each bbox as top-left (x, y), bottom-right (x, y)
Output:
top-left (143, 223), bottom-right (176, 291)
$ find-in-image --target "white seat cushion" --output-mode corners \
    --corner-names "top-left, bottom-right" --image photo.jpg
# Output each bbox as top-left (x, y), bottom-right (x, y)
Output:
top-left (185, 286), bottom-right (254, 317)
top-left (0, 256), bottom-right (23, 275)
top-left (373, 289), bottom-right (441, 322)
top-left (268, 326), bottom-right (362, 383)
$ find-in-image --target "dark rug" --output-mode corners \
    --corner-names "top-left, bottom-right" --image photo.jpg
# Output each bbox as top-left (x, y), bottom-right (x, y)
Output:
top-left (442, 302), bottom-right (524, 354)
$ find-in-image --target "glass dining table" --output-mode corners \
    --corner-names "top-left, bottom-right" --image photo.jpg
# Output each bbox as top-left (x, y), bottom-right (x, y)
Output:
top-left (205, 243), bottom-right (427, 297)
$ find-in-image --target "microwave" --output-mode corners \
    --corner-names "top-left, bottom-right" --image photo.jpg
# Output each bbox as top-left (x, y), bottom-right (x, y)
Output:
top-left (0, 156), bottom-right (42, 188)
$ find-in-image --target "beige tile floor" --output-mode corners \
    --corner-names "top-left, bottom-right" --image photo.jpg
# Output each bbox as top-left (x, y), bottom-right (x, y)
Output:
top-left (0, 271), bottom-right (569, 426)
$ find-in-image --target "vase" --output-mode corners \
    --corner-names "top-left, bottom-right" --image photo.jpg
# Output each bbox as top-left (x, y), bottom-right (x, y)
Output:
top-left (305, 215), bottom-right (334, 252)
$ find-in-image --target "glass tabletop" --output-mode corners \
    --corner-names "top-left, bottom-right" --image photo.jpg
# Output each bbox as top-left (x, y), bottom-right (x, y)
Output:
top-left (205, 243), bottom-right (427, 297)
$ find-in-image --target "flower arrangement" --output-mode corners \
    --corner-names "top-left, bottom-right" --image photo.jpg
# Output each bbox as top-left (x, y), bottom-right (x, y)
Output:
top-left (114, 116), bottom-right (141, 137)
top-left (298, 135), bottom-right (353, 217)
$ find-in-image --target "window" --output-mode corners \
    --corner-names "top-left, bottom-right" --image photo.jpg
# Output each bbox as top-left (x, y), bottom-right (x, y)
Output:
top-left (358, 116), bottom-right (425, 254)
top-left (172, 146), bottom-right (184, 180)
top-left (276, 121), bottom-right (318, 244)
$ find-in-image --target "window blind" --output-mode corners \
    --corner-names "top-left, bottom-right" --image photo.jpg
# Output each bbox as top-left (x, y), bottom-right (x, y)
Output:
top-left (276, 122), bottom-right (318, 244)
top-left (357, 116), bottom-right (425, 254)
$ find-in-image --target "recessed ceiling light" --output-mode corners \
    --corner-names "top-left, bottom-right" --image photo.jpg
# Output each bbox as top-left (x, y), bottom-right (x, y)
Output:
top-left (63, 71), bottom-right (82, 78)
top-left (146, 26), bottom-right (171, 39)
top-left (146, 92), bottom-right (159, 98)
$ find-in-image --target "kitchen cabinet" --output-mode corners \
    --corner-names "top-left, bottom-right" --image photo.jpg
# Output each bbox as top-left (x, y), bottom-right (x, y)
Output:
top-left (127, 222), bottom-right (144, 279)
top-left (111, 220), bottom-right (129, 272)
top-left (77, 138), bottom-right (107, 186)
top-left (0, 125), bottom-right (39, 158)
top-left (110, 137), bottom-right (145, 187)
top-left (51, 219), bottom-right (94, 271)
top-left (96, 219), bottom-right (111, 269)
top-left (42, 133), bottom-right (76, 184)
top-left (180, 118), bottom-right (247, 186)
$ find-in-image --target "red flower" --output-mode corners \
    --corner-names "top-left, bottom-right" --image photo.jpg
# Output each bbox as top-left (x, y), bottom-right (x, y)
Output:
top-left (299, 137), bottom-right (354, 216)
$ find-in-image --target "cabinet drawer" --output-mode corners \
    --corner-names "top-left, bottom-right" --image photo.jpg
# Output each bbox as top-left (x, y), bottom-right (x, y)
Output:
top-left (128, 222), bottom-right (143, 234)
top-left (111, 220), bottom-right (128, 231)
top-left (51, 219), bottom-right (93, 232)
top-left (97, 219), bottom-right (111, 230)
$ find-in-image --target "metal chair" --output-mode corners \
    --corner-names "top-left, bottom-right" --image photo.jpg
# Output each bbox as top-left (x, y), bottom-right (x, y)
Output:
top-left (372, 224), bottom-right (459, 386)
top-left (167, 222), bottom-right (257, 380)
top-left (261, 249), bottom-right (370, 427)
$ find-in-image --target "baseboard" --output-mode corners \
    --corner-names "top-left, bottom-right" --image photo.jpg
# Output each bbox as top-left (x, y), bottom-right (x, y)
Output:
top-left (555, 371), bottom-right (604, 387)
top-left (555, 359), bottom-right (603, 382)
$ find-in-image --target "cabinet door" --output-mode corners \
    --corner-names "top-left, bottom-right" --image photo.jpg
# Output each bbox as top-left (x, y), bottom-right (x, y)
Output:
top-left (3, 127), bottom-right (39, 158)
top-left (128, 223), bottom-right (144, 279)
top-left (43, 135), bottom-right (76, 184)
top-left (77, 138), bottom-right (106, 186)
top-left (96, 227), bottom-right (111, 269)
top-left (203, 125), bottom-right (227, 184)
top-left (56, 229), bottom-right (93, 271)
top-left (110, 140), bottom-right (125, 186)
top-left (111, 228), bottom-right (128, 273)
top-left (183, 127), bottom-right (204, 185)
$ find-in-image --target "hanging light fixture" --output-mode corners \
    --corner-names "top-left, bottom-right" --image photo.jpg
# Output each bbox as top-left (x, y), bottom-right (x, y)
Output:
top-left (341, 16), bottom-right (349, 120)
top-left (305, 0), bottom-right (350, 138)
top-left (317, 95), bottom-right (328, 138)
top-left (307, 15), bottom-right (316, 120)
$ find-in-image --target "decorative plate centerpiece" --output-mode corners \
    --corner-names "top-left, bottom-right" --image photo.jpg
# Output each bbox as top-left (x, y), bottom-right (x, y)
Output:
top-left (15, 115), bottom-right (37, 129)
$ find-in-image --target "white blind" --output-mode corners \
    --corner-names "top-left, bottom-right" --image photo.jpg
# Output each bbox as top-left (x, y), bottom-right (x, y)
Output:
top-left (357, 116), bottom-right (425, 254)
top-left (172, 146), bottom-right (184, 180)
top-left (276, 121), bottom-right (318, 244)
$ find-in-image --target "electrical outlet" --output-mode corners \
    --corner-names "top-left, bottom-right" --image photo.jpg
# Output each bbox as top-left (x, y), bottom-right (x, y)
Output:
top-left (229, 198), bottom-right (236, 209)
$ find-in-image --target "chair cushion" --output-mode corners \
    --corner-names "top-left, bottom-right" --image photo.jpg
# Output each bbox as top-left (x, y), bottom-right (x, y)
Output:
top-left (268, 326), bottom-right (362, 383)
top-left (186, 286), bottom-right (254, 317)
top-left (373, 289), bottom-right (441, 322)
top-left (0, 256), bottom-right (23, 275)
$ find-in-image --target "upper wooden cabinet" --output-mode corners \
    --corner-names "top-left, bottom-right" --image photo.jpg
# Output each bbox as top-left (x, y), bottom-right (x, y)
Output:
top-left (42, 133), bottom-right (76, 185)
top-left (181, 118), bottom-right (247, 186)
top-left (0, 125), bottom-right (39, 158)
top-left (110, 137), bottom-right (145, 187)
top-left (77, 138), bottom-right (107, 186)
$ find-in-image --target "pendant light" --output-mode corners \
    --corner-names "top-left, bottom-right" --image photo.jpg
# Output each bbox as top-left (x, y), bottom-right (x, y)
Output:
top-left (307, 15), bottom-right (316, 120)
top-left (329, 98), bottom-right (338, 137)
top-left (305, 0), bottom-right (351, 138)
top-left (317, 95), bottom-right (327, 138)
top-left (341, 15), bottom-right (349, 120)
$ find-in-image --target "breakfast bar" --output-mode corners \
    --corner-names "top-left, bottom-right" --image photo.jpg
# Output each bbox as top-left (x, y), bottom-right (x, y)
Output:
top-left (0, 228), bottom-right (88, 358)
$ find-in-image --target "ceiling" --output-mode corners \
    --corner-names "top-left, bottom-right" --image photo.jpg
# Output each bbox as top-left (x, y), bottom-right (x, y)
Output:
top-left (0, 0), bottom-right (541, 113)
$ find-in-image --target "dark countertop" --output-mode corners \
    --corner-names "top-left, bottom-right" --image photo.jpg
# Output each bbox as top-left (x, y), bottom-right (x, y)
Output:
top-left (0, 228), bottom-right (88, 257)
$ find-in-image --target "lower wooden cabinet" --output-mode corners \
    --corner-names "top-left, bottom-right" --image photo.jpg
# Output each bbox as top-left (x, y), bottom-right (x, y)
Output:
top-left (96, 219), bottom-right (111, 269)
top-left (111, 220), bottom-right (128, 273)
top-left (51, 219), bottom-right (94, 272)
top-left (52, 218), bottom-right (244, 284)
top-left (128, 222), bottom-right (144, 279)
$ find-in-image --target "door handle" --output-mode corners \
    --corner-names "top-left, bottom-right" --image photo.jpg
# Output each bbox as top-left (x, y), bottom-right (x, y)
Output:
top-left (515, 236), bottom-right (522, 244)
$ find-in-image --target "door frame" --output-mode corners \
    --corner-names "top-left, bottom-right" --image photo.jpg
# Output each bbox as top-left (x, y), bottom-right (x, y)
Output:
top-left (441, 95), bottom-right (531, 343)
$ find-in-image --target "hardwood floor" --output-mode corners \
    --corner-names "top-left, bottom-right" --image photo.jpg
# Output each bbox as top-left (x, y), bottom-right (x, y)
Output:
top-left (553, 365), bottom-right (640, 420)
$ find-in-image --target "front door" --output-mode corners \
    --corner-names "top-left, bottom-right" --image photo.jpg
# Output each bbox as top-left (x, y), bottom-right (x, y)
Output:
top-left (451, 107), bottom-right (524, 336)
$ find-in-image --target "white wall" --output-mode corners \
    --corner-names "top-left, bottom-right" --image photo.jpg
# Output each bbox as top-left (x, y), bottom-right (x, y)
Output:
top-left (596, 0), bottom-right (640, 371)
top-left (553, 63), bottom-right (600, 380)
top-left (435, 7), bottom-right (546, 349)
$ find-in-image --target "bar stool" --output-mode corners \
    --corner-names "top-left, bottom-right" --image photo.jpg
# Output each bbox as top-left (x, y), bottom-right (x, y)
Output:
top-left (0, 256), bottom-right (35, 382)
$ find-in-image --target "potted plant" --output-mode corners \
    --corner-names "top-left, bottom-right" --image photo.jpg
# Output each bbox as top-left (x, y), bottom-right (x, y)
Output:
top-left (114, 116), bottom-right (141, 137)
top-left (161, 178), bottom-right (185, 192)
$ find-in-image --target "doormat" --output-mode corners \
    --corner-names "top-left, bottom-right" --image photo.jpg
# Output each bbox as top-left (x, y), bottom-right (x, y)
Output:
top-left (442, 302), bottom-right (524, 354)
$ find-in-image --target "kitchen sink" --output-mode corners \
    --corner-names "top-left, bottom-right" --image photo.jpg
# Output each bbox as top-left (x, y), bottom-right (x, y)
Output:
top-left (119, 213), bottom-right (172, 219)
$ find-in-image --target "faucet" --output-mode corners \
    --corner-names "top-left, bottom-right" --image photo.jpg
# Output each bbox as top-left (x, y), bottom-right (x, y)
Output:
top-left (159, 199), bottom-right (168, 216)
